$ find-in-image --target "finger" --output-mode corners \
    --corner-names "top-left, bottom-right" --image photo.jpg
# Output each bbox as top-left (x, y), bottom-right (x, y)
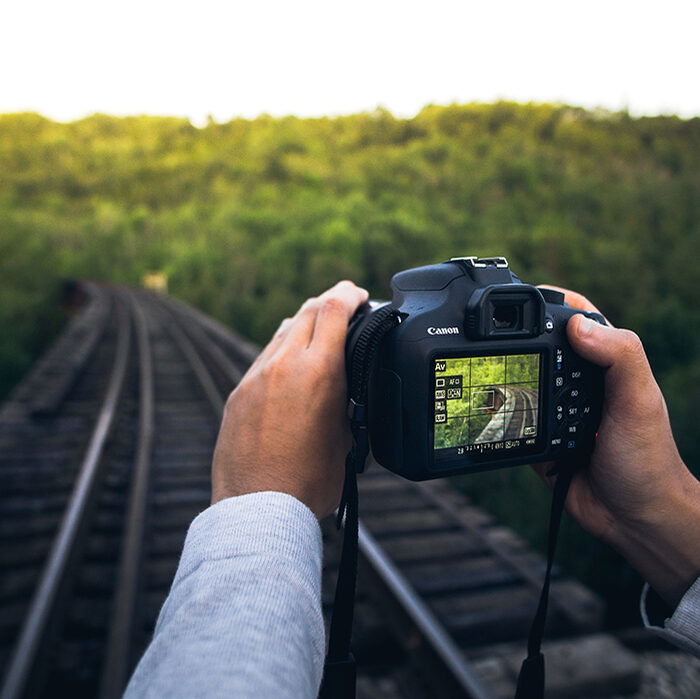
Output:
top-left (314, 280), bottom-right (367, 306)
top-left (310, 281), bottom-right (369, 352)
top-left (255, 316), bottom-right (293, 364)
top-left (538, 285), bottom-right (601, 315)
top-left (567, 315), bottom-right (659, 415)
top-left (276, 296), bottom-right (323, 351)
top-left (245, 317), bottom-right (293, 375)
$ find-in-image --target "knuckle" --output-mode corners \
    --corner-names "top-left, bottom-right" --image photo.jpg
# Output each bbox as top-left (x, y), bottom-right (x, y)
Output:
top-left (299, 298), bottom-right (319, 315)
top-left (273, 318), bottom-right (291, 337)
top-left (618, 329), bottom-right (644, 356)
top-left (316, 351), bottom-right (342, 374)
top-left (320, 296), bottom-right (348, 315)
top-left (305, 360), bottom-right (328, 384)
top-left (262, 355), bottom-right (291, 380)
top-left (224, 384), bottom-right (243, 414)
top-left (279, 316), bottom-right (293, 331)
top-left (648, 388), bottom-right (667, 416)
top-left (636, 385), bottom-right (667, 423)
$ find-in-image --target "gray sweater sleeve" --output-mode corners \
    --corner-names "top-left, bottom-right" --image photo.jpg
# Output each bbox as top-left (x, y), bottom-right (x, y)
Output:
top-left (641, 578), bottom-right (700, 656)
top-left (124, 491), bottom-right (325, 699)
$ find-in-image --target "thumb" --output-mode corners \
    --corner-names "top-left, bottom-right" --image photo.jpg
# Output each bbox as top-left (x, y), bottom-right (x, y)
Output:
top-left (567, 314), bottom-right (660, 415)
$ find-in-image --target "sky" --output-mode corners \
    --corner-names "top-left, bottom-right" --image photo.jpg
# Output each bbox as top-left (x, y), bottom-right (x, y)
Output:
top-left (2, 0), bottom-right (699, 124)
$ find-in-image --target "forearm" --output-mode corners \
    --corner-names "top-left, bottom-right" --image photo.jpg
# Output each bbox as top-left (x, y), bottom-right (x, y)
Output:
top-left (125, 492), bottom-right (325, 699)
top-left (610, 473), bottom-right (700, 607)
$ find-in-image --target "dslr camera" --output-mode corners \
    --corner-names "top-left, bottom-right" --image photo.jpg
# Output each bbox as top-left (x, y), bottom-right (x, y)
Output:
top-left (347, 257), bottom-right (606, 480)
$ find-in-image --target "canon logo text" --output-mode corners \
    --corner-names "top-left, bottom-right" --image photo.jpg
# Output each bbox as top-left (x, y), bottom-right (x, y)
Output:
top-left (427, 326), bottom-right (460, 336)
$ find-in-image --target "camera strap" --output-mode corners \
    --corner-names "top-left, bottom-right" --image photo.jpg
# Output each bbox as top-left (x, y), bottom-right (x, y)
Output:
top-left (514, 455), bottom-right (585, 699)
top-left (319, 305), bottom-right (403, 699)
top-left (320, 304), bottom-right (585, 699)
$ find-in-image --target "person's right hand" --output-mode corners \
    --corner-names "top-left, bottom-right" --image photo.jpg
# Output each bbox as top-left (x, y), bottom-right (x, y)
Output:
top-left (535, 286), bottom-right (700, 606)
top-left (211, 280), bottom-right (369, 520)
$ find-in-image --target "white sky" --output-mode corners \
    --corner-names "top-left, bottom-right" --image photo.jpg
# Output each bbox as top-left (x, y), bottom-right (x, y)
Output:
top-left (2, 0), bottom-right (699, 124)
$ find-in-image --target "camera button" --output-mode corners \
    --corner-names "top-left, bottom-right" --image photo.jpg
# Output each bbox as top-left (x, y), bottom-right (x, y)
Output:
top-left (565, 421), bottom-right (583, 435)
top-left (545, 316), bottom-right (555, 332)
top-left (550, 436), bottom-right (564, 450)
top-left (569, 368), bottom-right (584, 381)
top-left (563, 387), bottom-right (585, 403)
top-left (566, 405), bottom-right (580, 418)
top-left (554, 373), bottom-right (565, 388)
top-left (554, 348), bottom-right (564, 371)
top-left (554, 400), bottom-right (565, 424)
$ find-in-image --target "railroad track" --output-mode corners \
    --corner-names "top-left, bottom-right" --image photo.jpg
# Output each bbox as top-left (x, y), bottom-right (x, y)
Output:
top-left (0, 283), bottom-right (643, 698)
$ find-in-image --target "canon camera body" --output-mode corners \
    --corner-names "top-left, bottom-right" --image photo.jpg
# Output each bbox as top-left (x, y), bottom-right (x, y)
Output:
top-left (346, 257), bottom-right (606, 481)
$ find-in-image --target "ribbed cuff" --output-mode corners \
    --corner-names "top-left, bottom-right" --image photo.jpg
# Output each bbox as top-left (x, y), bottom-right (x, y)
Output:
top-left (641, 578), bottom-right (700, 656)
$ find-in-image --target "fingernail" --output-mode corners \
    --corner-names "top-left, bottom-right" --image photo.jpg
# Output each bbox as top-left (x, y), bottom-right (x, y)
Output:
top-left (577, 316), bottom-right (596, 338)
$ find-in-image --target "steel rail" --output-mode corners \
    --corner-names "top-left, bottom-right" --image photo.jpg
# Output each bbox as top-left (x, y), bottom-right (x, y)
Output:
top-left (158, 301), bottom-right (225, 417)
top-left (165, 305), bottom-right (246, 389)
top-left (99, 293), bottom-right (155, 699)
top-left (154, 293), bottom-right (253, 385)
top-left (358, 523), bottom-right (493, 699)
top-left (414, 476), bottom-right (586, 629)
top-left (0, 293), bottom-right (132, 699)
top-left (160, 294), bottom-right (259, 369)
top-left (178, 306), bottom-right (493, 699)
top-left (98, 291), bottom-right (229, 697)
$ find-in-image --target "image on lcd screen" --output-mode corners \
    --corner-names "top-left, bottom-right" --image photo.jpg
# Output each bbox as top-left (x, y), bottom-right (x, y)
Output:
top-left (433, 354), bottom-right (540, 453)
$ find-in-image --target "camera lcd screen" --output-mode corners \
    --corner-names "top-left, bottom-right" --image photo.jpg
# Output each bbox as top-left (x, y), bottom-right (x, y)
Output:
top-left (433, 353), bottom-right (541, 459)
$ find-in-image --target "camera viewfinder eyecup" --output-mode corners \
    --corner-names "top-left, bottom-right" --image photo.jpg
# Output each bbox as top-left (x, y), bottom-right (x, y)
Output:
top-left (465, 284), bottom-right (546, 340)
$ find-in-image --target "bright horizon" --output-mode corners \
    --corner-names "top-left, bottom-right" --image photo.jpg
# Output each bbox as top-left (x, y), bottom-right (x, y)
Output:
top-left (3, 0), bottom-right (699, 125)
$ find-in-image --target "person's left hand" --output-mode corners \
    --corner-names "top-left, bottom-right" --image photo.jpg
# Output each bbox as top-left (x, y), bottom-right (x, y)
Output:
top-left (211, 281), bottom-right (369, 519)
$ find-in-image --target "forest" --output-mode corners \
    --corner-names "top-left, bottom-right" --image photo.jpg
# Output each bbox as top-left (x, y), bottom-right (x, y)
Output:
top-left (2, 102), bottom-right (699, 623)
